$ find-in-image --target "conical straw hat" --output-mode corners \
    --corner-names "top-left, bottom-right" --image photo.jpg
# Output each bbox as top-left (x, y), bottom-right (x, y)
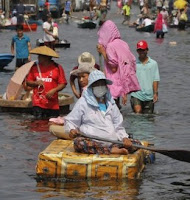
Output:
top-left (30, 46), bottom-right (59, 58)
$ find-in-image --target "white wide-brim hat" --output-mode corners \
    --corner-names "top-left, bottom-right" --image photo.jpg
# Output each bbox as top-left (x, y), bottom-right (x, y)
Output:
top-left (70, 52), bottom-right (96, 76)
top-left (70, 63), bottom-right (96, 76)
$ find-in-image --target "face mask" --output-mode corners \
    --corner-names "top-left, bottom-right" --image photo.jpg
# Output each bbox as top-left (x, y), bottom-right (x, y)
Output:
top-left (92, 85), bottom-right (107, 98)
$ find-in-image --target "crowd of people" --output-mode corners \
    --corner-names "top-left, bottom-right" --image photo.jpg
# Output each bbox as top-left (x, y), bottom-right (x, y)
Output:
top-left (2, 0), bottom-right (163, 156)
top-left (10, 20), bottom-right (158, 156)
top-left (117, 0), bottom-right (190, 36)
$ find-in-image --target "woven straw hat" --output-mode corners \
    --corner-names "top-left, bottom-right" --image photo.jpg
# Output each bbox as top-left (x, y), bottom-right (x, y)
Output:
top-left (70, 52), bottom-right (96, 76)
top-left (30, 46), bottom-right (59, 58)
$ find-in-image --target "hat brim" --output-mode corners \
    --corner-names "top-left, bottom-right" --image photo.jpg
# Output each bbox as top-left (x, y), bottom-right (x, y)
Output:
top-left (30, 46), bottom-right (59, 58)
top-left (137, 47), bottom-right (148, 50)
top-left (70, 64), bottom-right (95, 76)
top-left (88, 78), bottom-right (113, 87)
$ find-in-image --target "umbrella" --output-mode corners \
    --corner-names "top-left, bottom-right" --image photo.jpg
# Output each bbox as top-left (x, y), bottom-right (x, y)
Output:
top-left (174, 0), bottom-right (187, 9)
top-left (6, 61), bottom-right (36, 100)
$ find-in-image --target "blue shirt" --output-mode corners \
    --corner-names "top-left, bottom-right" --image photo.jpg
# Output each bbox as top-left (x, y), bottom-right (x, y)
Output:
top-left (65, 1), bottom-right (71, 12)
top-left (131, 57), bottom-right (160, 101)
top-left (12, 34), bottom-right (30, 59)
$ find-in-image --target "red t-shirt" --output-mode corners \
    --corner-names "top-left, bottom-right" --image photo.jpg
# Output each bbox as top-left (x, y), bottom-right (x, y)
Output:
top-left (26, 62), bottom-right (67, 110)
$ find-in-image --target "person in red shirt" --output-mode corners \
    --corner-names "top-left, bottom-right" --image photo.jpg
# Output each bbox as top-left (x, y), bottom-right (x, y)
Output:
top-left (45, 0), bottom-right (50, 11)
top-left (26, 46), bottom-right (67, 119)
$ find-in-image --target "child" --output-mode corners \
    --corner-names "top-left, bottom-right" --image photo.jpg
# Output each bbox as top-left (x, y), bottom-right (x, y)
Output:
top-left (11, 24), bottom-right (31, 70)
top-left (122, 2), bottom-right (131, 25)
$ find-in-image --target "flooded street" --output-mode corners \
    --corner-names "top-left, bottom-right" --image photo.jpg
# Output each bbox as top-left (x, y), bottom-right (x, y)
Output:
top-left (0, 3), bottom-right (190, 200)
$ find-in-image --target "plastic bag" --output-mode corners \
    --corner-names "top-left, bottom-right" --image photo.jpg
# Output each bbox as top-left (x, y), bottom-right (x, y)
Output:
top-left (162, 23), bottom-right (168, 33)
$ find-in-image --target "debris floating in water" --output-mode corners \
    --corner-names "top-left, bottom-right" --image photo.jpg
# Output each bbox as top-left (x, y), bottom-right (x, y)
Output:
top-left (169, 41), bottom-right (177, 46)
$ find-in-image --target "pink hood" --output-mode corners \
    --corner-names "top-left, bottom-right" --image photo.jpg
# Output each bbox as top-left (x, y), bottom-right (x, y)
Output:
top-left (98, 20), bottom-right (121, 48)
top-left (97, 20), bottom-right (140, 98)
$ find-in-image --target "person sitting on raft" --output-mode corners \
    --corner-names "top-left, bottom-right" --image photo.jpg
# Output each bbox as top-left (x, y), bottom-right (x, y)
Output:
top-left (64, 70), bottom-right (132, 155)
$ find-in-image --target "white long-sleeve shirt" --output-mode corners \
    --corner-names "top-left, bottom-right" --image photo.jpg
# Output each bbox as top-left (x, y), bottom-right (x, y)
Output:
top-left (65, 96), bottom-right (128, 147)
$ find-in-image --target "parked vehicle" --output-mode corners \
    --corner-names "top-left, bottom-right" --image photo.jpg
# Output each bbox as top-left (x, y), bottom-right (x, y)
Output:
top-left (38, 0), bottom-right (65, 18)
top-left (11, 0), bottom-right (38, 19)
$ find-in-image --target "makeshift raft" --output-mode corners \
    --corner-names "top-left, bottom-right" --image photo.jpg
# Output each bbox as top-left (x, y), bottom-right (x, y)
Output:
top-left (36, 139), bottom-right (155, 180)
top-left (0, 93), bottom-right (74, 114)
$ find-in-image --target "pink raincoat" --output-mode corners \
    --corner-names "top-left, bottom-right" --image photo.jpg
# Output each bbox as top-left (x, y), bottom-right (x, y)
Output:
top-left (97, 20), bottom-right (140, 98)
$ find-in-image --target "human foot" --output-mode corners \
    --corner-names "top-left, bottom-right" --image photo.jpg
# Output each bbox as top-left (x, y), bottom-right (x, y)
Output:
top-left (111, 147), bottom-right (128, 155)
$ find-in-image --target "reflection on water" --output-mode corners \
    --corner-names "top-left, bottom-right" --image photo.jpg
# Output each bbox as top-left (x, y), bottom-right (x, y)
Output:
top-left (122, 109), bottom-right (156, 143)
top-left (36, 179), bottom-right (141, 200)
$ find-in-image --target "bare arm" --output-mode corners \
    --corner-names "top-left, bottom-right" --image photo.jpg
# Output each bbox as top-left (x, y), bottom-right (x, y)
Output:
top-left (11, 41), bottom-right (14, 55)
top-left (153, 81), bottom-right (159, 103)
top-left (70, 75), bottom-right (81, 99)
top-left (44, 28), bottom-right (55, 38)
top-left (28, 42), bottom-right (31, 61)
top-left (46, 83), bottom-right (66, 99)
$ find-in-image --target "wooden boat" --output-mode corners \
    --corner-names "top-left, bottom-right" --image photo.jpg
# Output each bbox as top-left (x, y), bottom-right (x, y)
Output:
top-left (36, 139), bottom-right (155, 180)
top-left (0, 93), bottom-right (74, 114)
top-left (0, 54), bottom-right (14, 69)
top-left (0, 23), bottom-right (37, 31)
top-left (23, 23), bottom-right (37, 31)
top-left (136, 24), bottom-right (154, 32)
top-left (36, 39), bottom-right (71, 48)
top-left (77, 20), bottom-right (97, 29)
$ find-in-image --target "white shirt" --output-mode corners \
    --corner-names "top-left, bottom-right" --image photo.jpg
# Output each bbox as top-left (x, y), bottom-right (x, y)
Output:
top-left (43, 21), bottom-right (55, 42)
top-left (143, 18), bottom-right (152, 26)
top-left (11, 16), bottom-right (17, 25)
top-left (139, 0), bottom-right (144, 6)
top-left (65, 96), bottom-right (129, 147)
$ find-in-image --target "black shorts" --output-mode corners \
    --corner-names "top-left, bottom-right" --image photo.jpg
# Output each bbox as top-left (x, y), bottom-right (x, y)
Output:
top-left (130, 96), bottom-right (154, 114)
top-left (33, 106), bottom-right (60, 119)
top-left (16, 58), bottom-right (29, 68)
top-left (65, 11), bottom-right (70, 15)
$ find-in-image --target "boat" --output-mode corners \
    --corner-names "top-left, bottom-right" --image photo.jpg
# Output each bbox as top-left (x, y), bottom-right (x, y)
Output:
top-left (36, 139), bottom-right (155, 180)
top-left (0, 54), bottom-right (14, 69)
top-left (28, 19), bottom-right (43, 26)
top-left (0, 93), bottom-right (74, 114)
top-left (36, 39), bottom-right (71, 48)
top-left (77, 20), bottom-right (97, 29)
top-left (0, 24), bottom-right (16, 30)
top-left (136, 24), bottom-right (154, 32)
top-left (0, 23), bottom-right (37, 31)
top-left (23, 23), bottom-right (37, 31)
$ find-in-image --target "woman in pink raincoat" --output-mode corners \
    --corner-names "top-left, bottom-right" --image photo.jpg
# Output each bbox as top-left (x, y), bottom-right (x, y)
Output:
top-left (97, 20), bottom-right (140, 109)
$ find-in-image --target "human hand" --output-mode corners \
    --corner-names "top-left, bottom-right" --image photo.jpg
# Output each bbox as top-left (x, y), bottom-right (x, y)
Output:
top-left (46, 89), bottom-right (56, 99)
top-left (153, 93), bottom-right (158, 103)
top-left (69, 129), bottom-right (80, 138)
top-left (36, 80), bottom-right (44, 87)
top-left (96, 44), bottom-right (105, 54)
top-left (74, 91), bottom-right (81, 99)
top-left (123, 138), bottom-right (132, 149)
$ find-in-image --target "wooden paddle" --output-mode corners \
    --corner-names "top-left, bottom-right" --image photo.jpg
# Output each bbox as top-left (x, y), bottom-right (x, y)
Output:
top-left (79, 133), bottom-right (190, 163)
